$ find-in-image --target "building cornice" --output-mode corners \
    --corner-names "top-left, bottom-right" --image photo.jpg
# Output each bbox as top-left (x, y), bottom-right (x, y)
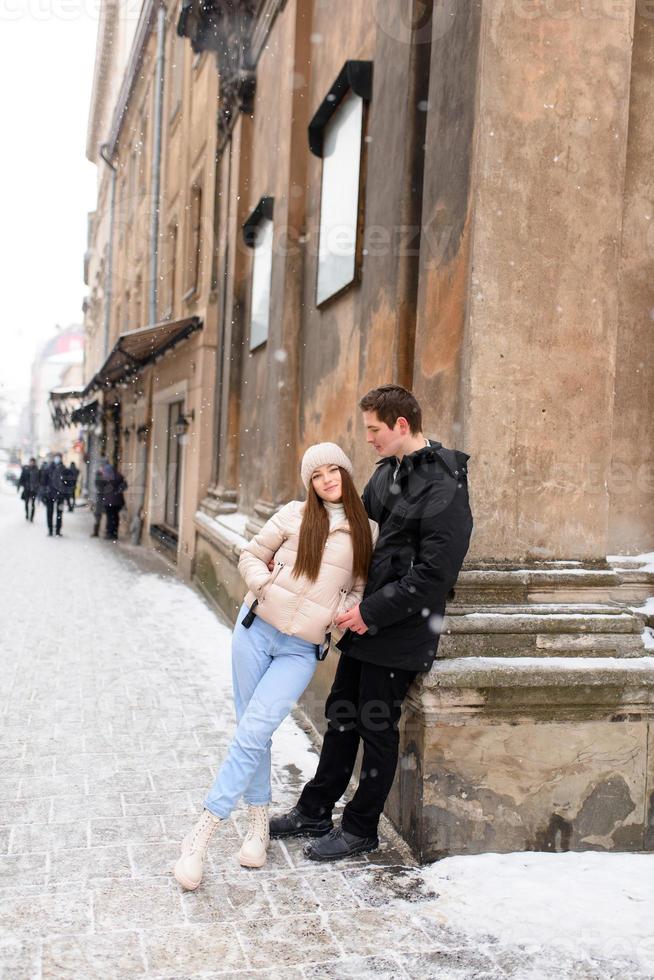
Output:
top-left (177, 0), bottom-right (287, 146)
top-left (86, 0), bottom-right (120, 163)
top-left (106, 0), bottom-right (160, 159)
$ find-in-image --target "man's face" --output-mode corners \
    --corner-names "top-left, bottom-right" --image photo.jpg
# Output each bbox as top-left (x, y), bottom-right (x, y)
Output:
top-left (363, 410), bottom-right (406, 458)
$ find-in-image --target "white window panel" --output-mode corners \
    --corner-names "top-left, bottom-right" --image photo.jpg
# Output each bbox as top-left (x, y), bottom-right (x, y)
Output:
top-left (250, 217), bottom-right (273, 350)
top-left (316, 89), bottom-right (363, 306)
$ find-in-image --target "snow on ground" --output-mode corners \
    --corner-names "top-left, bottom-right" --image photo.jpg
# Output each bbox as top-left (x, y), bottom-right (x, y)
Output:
top-left (419, 851), bottom-right (654, 977)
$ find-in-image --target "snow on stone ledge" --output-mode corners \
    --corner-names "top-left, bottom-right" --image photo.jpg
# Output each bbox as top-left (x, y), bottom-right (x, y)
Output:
top-left (608, 551), bottom-right (654, 572)
top-left (214, 511), bottom-right (249, 539)
top-left (429, 655), bottom-right (654, 687)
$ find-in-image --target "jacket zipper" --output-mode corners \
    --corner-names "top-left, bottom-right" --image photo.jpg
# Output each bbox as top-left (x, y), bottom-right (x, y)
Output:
top-left (333, 587), bottom-right (348, 621)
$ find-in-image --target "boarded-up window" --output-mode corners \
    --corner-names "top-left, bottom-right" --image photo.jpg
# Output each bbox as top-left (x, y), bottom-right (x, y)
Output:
top-left (186, 184), bottom-right (202, 296)
top-left (169, 31), bottom-right (185, 122)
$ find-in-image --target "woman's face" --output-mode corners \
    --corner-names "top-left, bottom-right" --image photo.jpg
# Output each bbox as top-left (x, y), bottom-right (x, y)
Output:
top-left (311, 463), bottom-right (343, 503)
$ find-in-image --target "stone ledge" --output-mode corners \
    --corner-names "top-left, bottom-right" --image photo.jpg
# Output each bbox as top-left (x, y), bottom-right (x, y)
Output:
top-left (425, 655), bottom-right (654, 689)
top-left (438, 632), bottom-right (646, 659)
top-left (446, 611), bottom-right (640, 634)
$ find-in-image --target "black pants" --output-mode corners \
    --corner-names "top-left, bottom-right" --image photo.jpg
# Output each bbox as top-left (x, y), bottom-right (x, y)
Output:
top-left (92, 505), bottom-right (104, 536)
top-left (45, 499), bottom-right (63, 535)
top-left (105, 506), bottom-right (120, 540)
top-left (298, 654), bottom-right (417, 839)
top-left (23, 493), bottom-right (36, 521)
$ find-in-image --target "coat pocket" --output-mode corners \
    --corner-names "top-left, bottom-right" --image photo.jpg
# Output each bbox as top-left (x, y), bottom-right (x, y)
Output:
top-left (260, 560), bottom-right (284, 601)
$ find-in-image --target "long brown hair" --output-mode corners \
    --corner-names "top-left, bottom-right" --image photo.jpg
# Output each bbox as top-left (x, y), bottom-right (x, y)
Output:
top-left (293, 467), bottom-right (373, 583)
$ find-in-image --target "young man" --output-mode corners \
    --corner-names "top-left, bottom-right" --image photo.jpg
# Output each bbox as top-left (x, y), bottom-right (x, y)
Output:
top-left (269, 384), bottom-right (473, 860)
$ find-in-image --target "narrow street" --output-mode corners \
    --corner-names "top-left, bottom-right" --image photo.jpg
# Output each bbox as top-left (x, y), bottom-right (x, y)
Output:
top-left (1, 483), bottom-right (652, 980)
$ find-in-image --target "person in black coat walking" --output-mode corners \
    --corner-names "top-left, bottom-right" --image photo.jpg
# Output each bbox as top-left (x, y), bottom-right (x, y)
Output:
top-left (18, 458), bottom-right (40, 522)
top-left (99, 463), bottom-right (127, 541)
top-left (270, 384), bottom-right (473, 861)
top-left (40, 455), bottom-right (70, 537)
top-left (64, 461), bottom-right (79, 512)
top-left (91, 457), bottom-right (108, 538)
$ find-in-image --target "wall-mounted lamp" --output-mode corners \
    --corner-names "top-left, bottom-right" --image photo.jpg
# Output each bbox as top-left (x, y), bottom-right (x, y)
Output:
top-left (174, 409), bottom-right (195, 438)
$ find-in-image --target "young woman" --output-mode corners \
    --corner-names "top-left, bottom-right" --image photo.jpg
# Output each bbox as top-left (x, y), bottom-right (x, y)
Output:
top-left (174, 443), bottom-right (377, 888)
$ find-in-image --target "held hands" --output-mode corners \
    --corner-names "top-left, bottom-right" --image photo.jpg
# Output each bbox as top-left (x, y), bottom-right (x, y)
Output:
top-left (335, 603), bottom-right (369, 635)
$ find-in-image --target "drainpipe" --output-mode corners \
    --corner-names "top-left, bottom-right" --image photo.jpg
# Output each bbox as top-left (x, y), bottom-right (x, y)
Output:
top-left (149, 3), bottom-right (166, 326)
top-left (99, 143), bottom-right (117, 359)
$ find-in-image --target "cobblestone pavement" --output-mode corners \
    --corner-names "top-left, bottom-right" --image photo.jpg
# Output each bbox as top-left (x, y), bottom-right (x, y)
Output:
top-left (1, 487), bottom-right (648, 980)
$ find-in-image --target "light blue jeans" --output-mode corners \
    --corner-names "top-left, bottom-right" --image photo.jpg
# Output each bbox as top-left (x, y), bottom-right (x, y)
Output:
top-left (203, 603), bottom-right (318, 818)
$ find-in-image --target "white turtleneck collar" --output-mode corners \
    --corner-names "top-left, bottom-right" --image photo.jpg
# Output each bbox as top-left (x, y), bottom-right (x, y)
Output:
top-left (323, 499), bottom-right (346, 528)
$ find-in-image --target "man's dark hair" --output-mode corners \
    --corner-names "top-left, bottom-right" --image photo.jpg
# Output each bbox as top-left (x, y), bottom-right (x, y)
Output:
top-left (359, 384), bottom-right (423, 435)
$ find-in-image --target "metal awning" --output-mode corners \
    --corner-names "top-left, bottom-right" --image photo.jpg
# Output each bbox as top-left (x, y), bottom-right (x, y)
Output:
top-left (48, 387), bottom-right (85, 430)
top-left (83, 316), bottom-right (202, 396)
top-left (71, 399), bottom-right (100, 427)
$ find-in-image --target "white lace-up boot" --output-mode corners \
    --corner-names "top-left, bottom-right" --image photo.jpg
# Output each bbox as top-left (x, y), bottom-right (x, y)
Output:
top-left (238, 805), bottom-right (270, 868)
top-left (173, 809), bottom-right (221, 890)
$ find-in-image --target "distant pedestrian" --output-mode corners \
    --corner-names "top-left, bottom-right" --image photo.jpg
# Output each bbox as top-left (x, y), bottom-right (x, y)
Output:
top-left (17, 458), bottom-right (40, 522)
top-left (91, 457), bottom-right (108, 538)
top-left (100, 463), bottom-right (127, 541)
top-left (64, 461), bottom-right (79, 512)
top-left (40, 455), bottom-right (68, 537)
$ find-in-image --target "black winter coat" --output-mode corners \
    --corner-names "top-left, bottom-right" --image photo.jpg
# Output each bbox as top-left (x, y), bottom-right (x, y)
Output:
top-left (337, 441), bottom-right (473, 672)
top-left (100, 472), bottom-right (127, 509)
top-left (18, 465), bottom-right (40, 497)
top-left (39, 463), bottom-right (70, 503)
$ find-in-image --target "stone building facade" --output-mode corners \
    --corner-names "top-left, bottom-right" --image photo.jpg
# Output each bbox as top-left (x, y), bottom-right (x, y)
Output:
top-left (83, 0), bottom-right (219, 567)
top-left (83, 0), bottom-right (654, 861)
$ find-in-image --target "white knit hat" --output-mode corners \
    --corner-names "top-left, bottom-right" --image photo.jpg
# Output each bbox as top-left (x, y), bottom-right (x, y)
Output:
top-left (301, 442), bottom-right (353, 490)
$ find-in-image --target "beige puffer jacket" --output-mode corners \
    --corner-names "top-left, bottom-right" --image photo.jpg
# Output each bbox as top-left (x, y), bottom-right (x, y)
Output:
top-left (239, 500), bottom-right (379, 645)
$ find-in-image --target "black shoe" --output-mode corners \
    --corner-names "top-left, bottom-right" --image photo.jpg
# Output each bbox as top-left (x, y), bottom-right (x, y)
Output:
top-left (303, 826), bottom-right (379, 862)
top-left (48, 530), bottom-right (53, 537)
top-left (269, 805), bottom-right (333, 840)
top-left (55, 531), bottom-right (62, 537)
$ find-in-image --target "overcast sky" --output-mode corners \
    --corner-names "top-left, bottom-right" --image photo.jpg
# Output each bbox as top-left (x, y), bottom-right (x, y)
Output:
top-left (0, 3), bottom-right (100, 400)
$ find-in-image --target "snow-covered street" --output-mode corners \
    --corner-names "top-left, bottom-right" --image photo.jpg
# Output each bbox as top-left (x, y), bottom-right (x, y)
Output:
top-left (1, 482), bottom-right (653, 980)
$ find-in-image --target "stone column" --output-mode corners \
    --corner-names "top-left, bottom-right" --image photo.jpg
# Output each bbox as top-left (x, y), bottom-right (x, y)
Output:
top-left (608, 8), bottom-right (654, 555)
top-left (203, 114), bottom-right (252, 517)
top-left (357, 0), bottom-right (434, 395)
top-left (463, 1), bottom-right (635, 562)
top-left (247, 0), bottom-right (311, 532)
top-left (412, 0), bottom-right (482, 447)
